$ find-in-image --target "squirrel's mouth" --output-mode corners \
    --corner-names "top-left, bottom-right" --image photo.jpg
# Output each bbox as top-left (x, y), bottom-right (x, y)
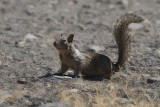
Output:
top-left (53, 42), bottom-right (59, 48)
top-left (53, 42), bottom-right (59, 49)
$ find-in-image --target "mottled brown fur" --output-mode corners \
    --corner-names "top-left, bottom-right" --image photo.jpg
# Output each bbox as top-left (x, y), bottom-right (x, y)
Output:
top-left (53, 12), bottom-right (144, 79)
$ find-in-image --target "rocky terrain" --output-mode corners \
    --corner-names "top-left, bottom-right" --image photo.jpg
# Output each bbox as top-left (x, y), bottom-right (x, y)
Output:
top-left (0, 0), bottom-right (160, 107)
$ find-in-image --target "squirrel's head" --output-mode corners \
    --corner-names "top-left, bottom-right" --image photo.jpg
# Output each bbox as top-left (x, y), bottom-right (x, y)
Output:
top-left (53, 34), bottom-right (74, 53)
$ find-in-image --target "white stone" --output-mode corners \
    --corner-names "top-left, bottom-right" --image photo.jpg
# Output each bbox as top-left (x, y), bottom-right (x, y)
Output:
top-left (156, 20), bottom-right (160, 26)
top-left (89, 45), bottom-right (105, 52)
top-left (25, 33), bottom-right (38, 41)
top-left (68, 89), bottom-right (79, 93)
top-left (18, 40), bottom-right (27, 47)
top-left (53, 75), bottom-right (72, 79)
top-left (156, 49), bottom-right (160, 55)
top-left (122, 0), bottom-right (129, 7)
top-left (109, 4), bottom-right (116, 9)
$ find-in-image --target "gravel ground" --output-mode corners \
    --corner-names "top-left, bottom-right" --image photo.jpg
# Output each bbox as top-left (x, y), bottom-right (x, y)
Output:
top-left (0, 0), bottom-right (160, 107)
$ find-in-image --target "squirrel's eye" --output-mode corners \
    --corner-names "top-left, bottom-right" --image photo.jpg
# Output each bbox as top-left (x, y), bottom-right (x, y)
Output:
top-left (61, 40), bottom-right (66, 43)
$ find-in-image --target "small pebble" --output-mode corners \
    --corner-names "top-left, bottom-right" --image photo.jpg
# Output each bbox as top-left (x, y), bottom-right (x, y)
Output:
top-left (17, 78), bottom-right (27, 84)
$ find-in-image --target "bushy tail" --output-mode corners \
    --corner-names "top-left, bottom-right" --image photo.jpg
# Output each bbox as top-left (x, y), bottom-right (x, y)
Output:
top-left (113, 12), bottom-right (144, 72)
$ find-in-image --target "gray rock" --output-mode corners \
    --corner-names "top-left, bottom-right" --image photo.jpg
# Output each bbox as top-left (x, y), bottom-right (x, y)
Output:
top-left (68, 0), bottom-right (78, 5)
top-left (15, 40), bottom-right (27, 47)
top-left (17, 78), bottom-right (27, 84)
top-left (53, 75), bottom-right (72, 79)
top-left (121, 0), bottom-right (129, 8)
top-left (156, 49), bottom-right (160, 55)
top-left (5, 26), bottom-right (12, 31)
top-left (25, 5), bottom-right (35, 16)
top-left (119, 98), bottom-right (128, 104)
top-left (117, 88), bottom-right (128, 99)
top-left (96, 0), bottom-right (111, 3)
top-left (0, 61), bottom-right (2, 67)
top-left (129, 23), bottom-right (143, 31)
top-left (46, 65), bottom-right (55, 71)
top-left (143, 19), bottom-right (153, 32)
top-left (116, 0), bottom-right (129, 9)
top-left (0, 91), bottom-right (12, 104)
top-left (88, 45), bottom-right (105, 53)
top-left (15, 33), bottom-right (38, 47)
top-left (0, 100), bottom-right (4, 105)
top-left (157, 67), bottom-right (160, 72)
top-left (147, 77), bottom-right (160, 84)
top-left (12, 53), bottom-right (24, 61)
top-left (109, 4), bottom-right (116, 9)
top-left (67, 89), bottom-right (79, 93)
top-left (40, 101), bottom-right (68, 107)
top-left (24, 33), bottom-right (38, 41)
top-left (28, 50), bottom-right (37, 55)
top-left (156, 20), bottom-right (160, 26)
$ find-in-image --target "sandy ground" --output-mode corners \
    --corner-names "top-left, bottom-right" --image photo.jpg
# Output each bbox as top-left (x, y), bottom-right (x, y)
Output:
top-left (0, 0), bottom-right (160, 107)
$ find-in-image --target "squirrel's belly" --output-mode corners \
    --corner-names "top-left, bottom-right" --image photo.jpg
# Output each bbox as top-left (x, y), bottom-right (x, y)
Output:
top-left (62, 58), bottom-right (74, 69)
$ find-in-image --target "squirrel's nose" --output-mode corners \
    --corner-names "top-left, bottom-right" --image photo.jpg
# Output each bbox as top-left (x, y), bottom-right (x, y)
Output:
top-left (53, 42), bottom-right (56, 46)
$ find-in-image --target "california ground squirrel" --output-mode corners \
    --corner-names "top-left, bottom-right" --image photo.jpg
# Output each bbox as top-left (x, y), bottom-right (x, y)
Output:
top-left (53, 12), bottom-right (144, 79)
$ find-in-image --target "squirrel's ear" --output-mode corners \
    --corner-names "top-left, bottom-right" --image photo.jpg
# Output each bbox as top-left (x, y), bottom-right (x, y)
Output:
top-left (68, 34), bottom-right (74, 43)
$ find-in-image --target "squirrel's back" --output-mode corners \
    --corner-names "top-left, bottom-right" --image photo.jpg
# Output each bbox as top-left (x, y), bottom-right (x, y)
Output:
top-left (113, 12), bottom-right (144, 72)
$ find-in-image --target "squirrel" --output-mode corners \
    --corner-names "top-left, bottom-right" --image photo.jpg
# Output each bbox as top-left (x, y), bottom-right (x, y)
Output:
top-left (53, 12), bottom-right (144, 79)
